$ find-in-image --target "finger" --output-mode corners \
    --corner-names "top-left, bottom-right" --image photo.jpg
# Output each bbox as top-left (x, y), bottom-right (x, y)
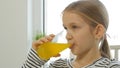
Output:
top-left (32, 34), bottom-right (55, 51)
top-left (32, 41), bottom-right (41, 50)
top-left (49, 34), bottom-right (55, 38)
top-left (53, 54), bottom-right (61, 57)
top-left (39, 37), bottom-right (49, 43)
top-left (40, 34), bottom-right (55, 42)
top-left (32, 40), bottom-right (44, 48)
top-left (45, 36), bottom-right (54, 41)
top-left (34, 35), bottom-right (53, 46)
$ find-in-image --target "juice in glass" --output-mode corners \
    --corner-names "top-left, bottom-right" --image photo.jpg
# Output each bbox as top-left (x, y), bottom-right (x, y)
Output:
top-left (37, 42), bottom-right (70, 60)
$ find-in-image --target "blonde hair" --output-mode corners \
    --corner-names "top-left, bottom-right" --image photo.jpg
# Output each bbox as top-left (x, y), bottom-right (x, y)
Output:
top-left (63, 0), bottom-right (111, 59)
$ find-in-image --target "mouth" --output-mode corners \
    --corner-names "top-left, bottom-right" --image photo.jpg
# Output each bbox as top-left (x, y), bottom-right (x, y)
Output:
top-left (69, 43), bottom-right (74, 49)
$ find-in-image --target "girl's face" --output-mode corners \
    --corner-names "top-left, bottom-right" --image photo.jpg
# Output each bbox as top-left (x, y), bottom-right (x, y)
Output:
top-left (62, 12), bottom-right (97, 56)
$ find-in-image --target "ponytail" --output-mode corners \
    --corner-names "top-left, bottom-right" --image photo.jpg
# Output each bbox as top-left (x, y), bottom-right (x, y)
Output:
top-left (100, 37), bottom-right (111, 59)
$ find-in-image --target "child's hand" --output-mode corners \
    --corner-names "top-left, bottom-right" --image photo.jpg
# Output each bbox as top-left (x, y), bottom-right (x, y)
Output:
top-left (32, 34), bottom-right (55, 51)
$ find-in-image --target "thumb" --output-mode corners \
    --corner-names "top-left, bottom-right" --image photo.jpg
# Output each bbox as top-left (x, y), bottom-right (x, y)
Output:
top-left (53, 54), bottom-right (61, 57)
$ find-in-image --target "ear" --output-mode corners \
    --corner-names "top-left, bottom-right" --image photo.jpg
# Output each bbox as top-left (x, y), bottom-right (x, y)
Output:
top-left (94, 24), bottom-right (105, 39)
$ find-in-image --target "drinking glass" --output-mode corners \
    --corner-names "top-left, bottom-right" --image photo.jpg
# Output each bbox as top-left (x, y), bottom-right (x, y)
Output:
top-left (37, 30), bottom-right (71, 60)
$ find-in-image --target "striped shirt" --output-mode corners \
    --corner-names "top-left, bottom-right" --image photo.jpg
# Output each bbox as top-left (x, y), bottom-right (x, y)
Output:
top-left (22, 48), bottom-right (120, 68)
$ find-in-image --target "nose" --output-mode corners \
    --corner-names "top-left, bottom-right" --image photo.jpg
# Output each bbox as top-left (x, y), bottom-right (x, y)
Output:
top-left (66, 31), bottom-right (72, 41)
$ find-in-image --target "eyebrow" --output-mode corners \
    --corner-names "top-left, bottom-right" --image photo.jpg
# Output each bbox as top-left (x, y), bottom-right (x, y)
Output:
top-left (63, 22), bottom-right (78, 27)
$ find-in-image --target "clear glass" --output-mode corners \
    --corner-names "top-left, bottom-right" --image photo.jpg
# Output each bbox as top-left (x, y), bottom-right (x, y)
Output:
top-left (37, 30), bottom-right (71, 60)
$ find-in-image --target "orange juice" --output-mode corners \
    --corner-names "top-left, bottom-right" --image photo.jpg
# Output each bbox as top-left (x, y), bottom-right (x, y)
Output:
top-left (37, 42), bottom-right (70, 60)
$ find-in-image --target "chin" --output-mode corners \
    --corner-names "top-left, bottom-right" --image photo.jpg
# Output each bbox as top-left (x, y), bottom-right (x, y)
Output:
top-left (71, 50), bottom-right (78, 55)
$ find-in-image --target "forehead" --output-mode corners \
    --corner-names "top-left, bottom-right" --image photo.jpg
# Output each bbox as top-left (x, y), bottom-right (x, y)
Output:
top-left (62, 12), bottom-right (87, 25)
top-left (63, 12), bottom-right (82, 20)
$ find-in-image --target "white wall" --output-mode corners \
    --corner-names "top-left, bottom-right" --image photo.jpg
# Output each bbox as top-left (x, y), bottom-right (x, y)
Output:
top-left (0, 0), bottom-right (27, 68)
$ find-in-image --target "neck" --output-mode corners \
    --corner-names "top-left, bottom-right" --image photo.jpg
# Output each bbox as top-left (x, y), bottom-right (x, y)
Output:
top-left (72, 46), bottom-right (101, 68)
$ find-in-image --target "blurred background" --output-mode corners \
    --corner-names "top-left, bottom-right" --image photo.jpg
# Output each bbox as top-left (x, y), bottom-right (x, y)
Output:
top-left (0, 0), bottom-right (120, 68)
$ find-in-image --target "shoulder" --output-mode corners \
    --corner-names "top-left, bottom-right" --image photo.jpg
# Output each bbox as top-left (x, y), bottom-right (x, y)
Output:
top-left (90, 57), bottom-right (120, 68)
top-left (108, 59), bottom-right (120, 68)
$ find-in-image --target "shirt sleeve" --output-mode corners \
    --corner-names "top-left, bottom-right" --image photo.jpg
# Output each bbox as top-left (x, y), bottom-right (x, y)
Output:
top-left (21, 48), bottom-right (48, 68)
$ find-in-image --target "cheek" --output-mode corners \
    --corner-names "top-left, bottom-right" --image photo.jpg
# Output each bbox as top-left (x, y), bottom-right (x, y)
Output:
top-left (73, 33), bottom-right (95, 55)
top-left (75, 31), bottom-right (94, 47)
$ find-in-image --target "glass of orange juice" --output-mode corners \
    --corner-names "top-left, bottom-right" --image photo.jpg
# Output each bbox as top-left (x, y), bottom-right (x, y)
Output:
top-left (37, 31), bottom-right (71, 60)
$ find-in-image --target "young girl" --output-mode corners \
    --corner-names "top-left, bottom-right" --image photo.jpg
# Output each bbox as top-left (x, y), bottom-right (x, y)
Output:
top-left (22, 0), bottom-right (120, 68)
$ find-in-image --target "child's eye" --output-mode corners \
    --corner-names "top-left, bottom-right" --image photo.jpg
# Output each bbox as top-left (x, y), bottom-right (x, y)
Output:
top-left (64, 26), bottom-right (67, 30)
top-left (72, 25), bottom-right (78, 29)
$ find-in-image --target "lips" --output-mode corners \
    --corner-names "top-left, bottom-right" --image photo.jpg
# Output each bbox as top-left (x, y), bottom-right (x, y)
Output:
top-left (69, 43), bottom-right (74, 49)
